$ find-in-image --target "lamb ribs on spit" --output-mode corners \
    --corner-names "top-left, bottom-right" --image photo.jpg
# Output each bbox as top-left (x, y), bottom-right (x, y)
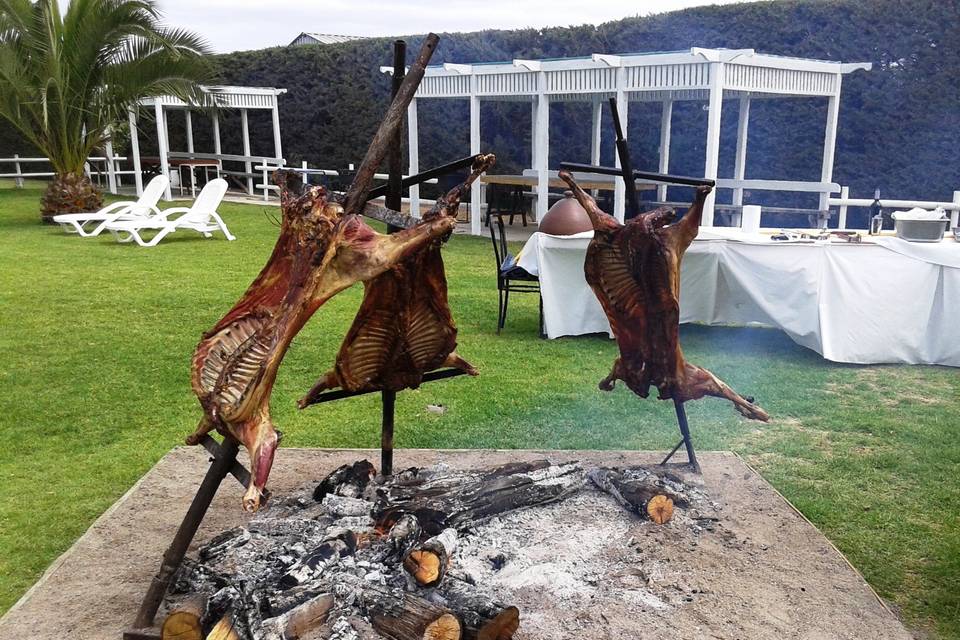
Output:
top-left (558, 170), bottom-right (769, 422)
top-left (298, 157), bottom-right (492, 405)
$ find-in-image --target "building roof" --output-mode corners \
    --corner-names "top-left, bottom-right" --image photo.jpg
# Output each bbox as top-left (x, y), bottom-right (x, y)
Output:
top-left (290, 32), bottom-right (366, 46)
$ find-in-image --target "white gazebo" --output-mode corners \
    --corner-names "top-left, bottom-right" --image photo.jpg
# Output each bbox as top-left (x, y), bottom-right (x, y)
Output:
top-left (387, 48), bottom-right (871, 235)
top-left (132, 85), bottom-right (287, 200)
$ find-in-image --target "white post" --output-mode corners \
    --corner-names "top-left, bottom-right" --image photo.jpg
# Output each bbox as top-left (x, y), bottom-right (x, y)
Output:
top-left (469, 88), bottom-right (482, 235)
top-left (657, 99), bottom-right (673, 202)
top-left (951, 191), bottom-right (960, 230)
top-left (819, 79), bottom-right (842, 212)
top-left (838, 185), bottom-right (849, 229)
top-left (13, 154), bottom-right (23, 188)
top-left (534, 78), bottom-right (550, 223)
top-left (104, 135), bottom-right (117, 194)
top-left (154, 102), bottom-right (172, 201)
top-left (407, 98), bottom-right (420, 218)
top-left (612, 74), bottom-right (628, 223)
top-left (702, 62), bottom-right (724, 227)
top-left (262, 157), bottom-right (269, 202)
top-left (732, 97), bottom-right (750, 211)
top-left (211, 111), bottom-right (222, 180)
top-left (590, 97), bottom-right (602, 165)
top-left (212, 112), bottom-right (222, 155)
top-left (241, 108), bottom-right (253, 195)
top-left (590, 97), bottom-right (603, 199)
top-left (301, 159), bottom-right (309, 185)
top-left (127, 108), bottom-right (142, 196)
top-left (271, 100), bottom-right (283, 160)
top-left (185, 109), bottom-right (194, 153)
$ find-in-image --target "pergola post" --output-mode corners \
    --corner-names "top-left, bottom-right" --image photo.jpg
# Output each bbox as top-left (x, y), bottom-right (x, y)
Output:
top-left (271, 98), bottom-right (283, 160)
top-left (127, 108), bottom-right (143, 196)
top-left (469, 78), bottom-right (482, 235)
top-left (407, 98), bottom-right (420, 218)
top-left (590, 96), bottom-right (603, 165)
top-left (241, 108), bottom-right (253, 195)
top-left (658, 99), bottom-right (673, 202)
top-left (534, 79), bottom-right (550, 223)
top-left (819, 78), bottom-right (842, 212)
top-left (732, 96), bottom-right (751, 225)
top-left (185, 109), bottom-right (194, 153)
top-left (104, 133), bottom-right (117, 194)
top-left (612, 71), bottom-right (628, 223)
top-left (212, 112), bottom-right (222, 155)
top-left (154, 102), bottom-right (172, 201)
top-left (702, 61), bottom-right (725, 226)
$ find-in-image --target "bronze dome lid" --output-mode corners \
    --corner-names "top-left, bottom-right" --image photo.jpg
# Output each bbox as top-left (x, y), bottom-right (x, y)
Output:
top-left (539, 191), bottom-right (592, 236)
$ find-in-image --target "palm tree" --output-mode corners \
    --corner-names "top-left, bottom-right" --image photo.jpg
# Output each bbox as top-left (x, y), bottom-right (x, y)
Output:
top-left (0, 0), bottom-right (215, 222)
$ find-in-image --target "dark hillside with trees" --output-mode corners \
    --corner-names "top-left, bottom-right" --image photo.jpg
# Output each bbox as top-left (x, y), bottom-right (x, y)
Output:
top-left (3, 0), bottom-right (957, 217)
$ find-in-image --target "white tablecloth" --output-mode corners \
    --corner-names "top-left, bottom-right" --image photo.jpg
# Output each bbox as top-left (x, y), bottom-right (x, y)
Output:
top-left (516, 230), bottom-right (960, 366)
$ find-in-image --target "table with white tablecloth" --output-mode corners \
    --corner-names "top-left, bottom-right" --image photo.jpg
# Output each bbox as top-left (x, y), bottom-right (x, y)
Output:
top-left (515, 230), bottom-right (960, 366)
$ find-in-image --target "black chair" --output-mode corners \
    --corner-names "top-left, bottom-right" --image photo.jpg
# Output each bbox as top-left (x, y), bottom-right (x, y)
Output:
top-left (487, 211), bottom-right (543, 336)
top-left (487, 184), bottom-right (529, 226)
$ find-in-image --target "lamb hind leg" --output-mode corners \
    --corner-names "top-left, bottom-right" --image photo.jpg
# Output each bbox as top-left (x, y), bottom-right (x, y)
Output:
top-left (682, 363), bottom-right (770, 422)
top-left (298, 370), bottom-right (340, 409)
top-left (441, 351), bottom-right (479, 376)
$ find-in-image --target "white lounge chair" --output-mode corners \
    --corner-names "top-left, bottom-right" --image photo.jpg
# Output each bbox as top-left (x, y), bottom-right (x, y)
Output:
top-left (52, 175), bottom-right (169, 236)
top-left (105, 178), bottom-right (234, 247)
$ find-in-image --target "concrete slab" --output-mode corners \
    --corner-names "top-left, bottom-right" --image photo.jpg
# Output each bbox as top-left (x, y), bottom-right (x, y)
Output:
top-left (0, 448), bottom-right (912, 640)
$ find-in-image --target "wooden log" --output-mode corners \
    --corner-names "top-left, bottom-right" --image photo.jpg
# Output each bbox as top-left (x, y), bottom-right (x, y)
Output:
top-left (205, 613), bottom-right (240, 640)
top-left (434, 579), bottom-right (519, 640)
top-left (586, 467), bottom-right (687, 524)
top-left (404, 528), bottom-right (458, 587)
top-left (313, 460), bottom-right (376, 501)
top-left (371, 595), bottom-right (461, 640)
top-left (162, 594), bottom-right (207, 640)
top-left (261, 592), bottom-right (334, 639)
top-left (374, 460), bottom-right (583, 535)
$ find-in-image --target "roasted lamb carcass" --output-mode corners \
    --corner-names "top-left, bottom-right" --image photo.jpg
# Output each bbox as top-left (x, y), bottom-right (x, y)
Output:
top-left (298, 157), bottom-right (494, 406)
top-left (558, 171), bottom-right (769, 422)
top-left (188, 170), bottom-right (474, 511)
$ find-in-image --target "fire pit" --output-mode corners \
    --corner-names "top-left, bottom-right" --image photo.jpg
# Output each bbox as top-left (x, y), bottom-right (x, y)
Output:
top-left (157, 459), bottom-right (711, 639)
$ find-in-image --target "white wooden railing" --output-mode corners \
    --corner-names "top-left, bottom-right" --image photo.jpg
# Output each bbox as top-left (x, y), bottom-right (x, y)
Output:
top-left (829, 187), bottom-right (960, 229)
top-left (1, 154), bottom-right (133, 192)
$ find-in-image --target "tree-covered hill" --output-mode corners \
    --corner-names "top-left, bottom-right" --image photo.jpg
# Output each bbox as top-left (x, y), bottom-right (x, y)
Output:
top-left (3, 0), bottom-right (957, 216)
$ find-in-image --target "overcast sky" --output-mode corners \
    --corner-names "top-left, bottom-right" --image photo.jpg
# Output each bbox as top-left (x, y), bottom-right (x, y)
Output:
top-left (155, 0), bottom-right (746, 53)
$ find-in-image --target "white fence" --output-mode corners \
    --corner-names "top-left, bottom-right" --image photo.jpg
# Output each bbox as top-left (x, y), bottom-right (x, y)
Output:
top-left (253, 159), bottom-right (437, 205)
top-left (1, 154), bottom-right (133, 192)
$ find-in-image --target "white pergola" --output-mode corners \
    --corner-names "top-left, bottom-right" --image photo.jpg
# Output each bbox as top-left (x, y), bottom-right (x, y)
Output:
top-left (387, 48), bottom-right (871, 234)
top-left (133, 86), bottom-right (287, 200)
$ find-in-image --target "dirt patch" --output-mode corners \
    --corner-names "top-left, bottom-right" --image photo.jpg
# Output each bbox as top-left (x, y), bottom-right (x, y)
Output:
top-left (0, 448), bottom-right (914, 640)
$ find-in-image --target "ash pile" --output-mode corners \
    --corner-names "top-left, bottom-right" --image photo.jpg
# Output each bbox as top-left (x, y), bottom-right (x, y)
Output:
top-left (162, 459), bottom-right (718, 640)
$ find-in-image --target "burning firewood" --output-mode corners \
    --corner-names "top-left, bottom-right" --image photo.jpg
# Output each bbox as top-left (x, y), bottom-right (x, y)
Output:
top-left (557, 171), bottom-right (769, 422)
top-left (299, 156), bottom-right (495, 405)
top-left (205, 612), bottom-right (240, 640)
top-left (587, 467), bottom-right (689, 525)
top-left (403, 528), bottom-right (458, 587)
top-left (161, 594), bottom-right (206, 640)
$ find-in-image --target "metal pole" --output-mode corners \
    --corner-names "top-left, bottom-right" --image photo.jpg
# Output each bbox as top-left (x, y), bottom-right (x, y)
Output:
top-left (674, 400), bottom-right (700, 473)
top-left (381, 390), bottom-right (396, 477)
top-left (132, 437), bottom-right (239, 629)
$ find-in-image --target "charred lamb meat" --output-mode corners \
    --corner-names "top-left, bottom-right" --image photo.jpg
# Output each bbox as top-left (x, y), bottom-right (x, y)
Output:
top-left (558, 170), bottom-right (769, 422)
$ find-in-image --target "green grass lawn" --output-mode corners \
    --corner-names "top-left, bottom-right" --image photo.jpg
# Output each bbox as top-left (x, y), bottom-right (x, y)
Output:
top-left (0, 182), bottom-right (958, 637)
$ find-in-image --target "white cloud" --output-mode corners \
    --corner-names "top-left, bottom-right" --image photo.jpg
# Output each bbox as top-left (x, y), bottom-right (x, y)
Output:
top-left (153, 0), bottom-right (745, 53)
